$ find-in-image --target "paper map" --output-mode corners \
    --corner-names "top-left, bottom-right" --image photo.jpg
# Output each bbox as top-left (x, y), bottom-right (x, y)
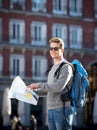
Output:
top-left (8, 76), bottom-right (39, 105)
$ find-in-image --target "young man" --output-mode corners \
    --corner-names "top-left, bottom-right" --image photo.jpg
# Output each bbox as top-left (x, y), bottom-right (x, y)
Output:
top-left (28, 37), bottom-right (74, 130)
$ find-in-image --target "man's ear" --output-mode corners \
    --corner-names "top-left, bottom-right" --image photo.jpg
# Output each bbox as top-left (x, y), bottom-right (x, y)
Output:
top-left (62, 48), bottom-right (64, 53)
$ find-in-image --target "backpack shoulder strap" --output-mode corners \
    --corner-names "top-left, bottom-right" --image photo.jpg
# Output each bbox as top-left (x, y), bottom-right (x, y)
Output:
top-left (54, 62), bottom-right (66, 79)
top-left (46, 64), bottom-right (53, 75)
top-left (54, 61), bottom-right (74, 79)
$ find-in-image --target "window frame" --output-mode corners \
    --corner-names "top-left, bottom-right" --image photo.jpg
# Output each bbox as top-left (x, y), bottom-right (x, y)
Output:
top-left (9, 19), bottom-right (25, 44)
top-left (10, 54), bottom-right (25, 78)
top-left (10, 0), bottom-right (25, 10)
top-left (53, 0), bottom-right (67, 15)
top-left (0, 18), bottom-right (2, 41)
top-left (69, 0), bottom-right (82, 16)
top-left (94, 0), bottom-right (97, 18)
top-left (0, 0), bottom-right (2, 8)
top-left (32, 56), bottom-right (47, 80)
top-left (31, 21), bottom-right (47, 46)
top-left (69, 25), bottom-right (83, 49)
top-left (94, 28), bottom-right (97, 50)
top-left (32, 0), bottom-right (47, 12)
top-left (0, 55), bottom-right (3, 77)
top-left (52, 23), bottom-right (67, 48)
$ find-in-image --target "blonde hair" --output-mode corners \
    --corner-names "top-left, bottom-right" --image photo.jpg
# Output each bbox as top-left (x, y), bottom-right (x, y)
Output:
top-left (49, 37), bottom-right (64, 49)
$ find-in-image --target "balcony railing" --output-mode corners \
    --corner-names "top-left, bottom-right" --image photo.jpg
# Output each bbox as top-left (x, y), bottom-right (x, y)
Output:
top-left (0, 34), bottom-right (48, 47)
top-left (0, 70), bottom-right (47, 81)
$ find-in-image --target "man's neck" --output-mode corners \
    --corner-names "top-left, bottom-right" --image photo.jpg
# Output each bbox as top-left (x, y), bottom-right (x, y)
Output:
top-left (54, 57), bottom-right (64, 64)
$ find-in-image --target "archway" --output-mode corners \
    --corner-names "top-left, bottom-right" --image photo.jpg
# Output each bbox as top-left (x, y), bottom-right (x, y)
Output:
top-left (84, 62), bottom-right (97, 125)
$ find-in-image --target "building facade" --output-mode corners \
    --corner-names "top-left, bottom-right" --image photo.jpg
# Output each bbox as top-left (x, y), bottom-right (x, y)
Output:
top-left (0, 0), bottom-right (97, 128)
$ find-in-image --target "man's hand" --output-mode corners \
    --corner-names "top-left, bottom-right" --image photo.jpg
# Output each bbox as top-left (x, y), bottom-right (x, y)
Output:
top-left (27, 83), bottom-right (39, 90)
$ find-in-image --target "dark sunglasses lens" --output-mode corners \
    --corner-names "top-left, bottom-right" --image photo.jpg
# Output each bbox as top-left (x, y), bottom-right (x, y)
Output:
top-left (50, 47), bottom-right (59, 51)
top-left (54, 47), bottom-right (59, 51)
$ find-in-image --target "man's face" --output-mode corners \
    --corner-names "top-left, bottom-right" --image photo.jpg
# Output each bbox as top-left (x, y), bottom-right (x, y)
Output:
top-left (49, 42), bottom-right (64, 59)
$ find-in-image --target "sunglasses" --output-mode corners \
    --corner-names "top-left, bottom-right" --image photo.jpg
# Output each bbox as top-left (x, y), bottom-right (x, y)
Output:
top-left (49, 47), bottom-right (61, 51)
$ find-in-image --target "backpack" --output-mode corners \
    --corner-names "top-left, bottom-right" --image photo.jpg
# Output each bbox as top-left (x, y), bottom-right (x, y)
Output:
top-left (54, 59), bottom-right (89, 113)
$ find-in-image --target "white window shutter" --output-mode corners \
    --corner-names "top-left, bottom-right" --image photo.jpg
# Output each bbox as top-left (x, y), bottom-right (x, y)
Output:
top-left (41, 58), bottom-right (47, 77)
top-left (77, 28), bottom-right (82, 48)
top-left (20, 56), bottom-right (25, 77)
top-left (20, 22), bottom-right (25, 44)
